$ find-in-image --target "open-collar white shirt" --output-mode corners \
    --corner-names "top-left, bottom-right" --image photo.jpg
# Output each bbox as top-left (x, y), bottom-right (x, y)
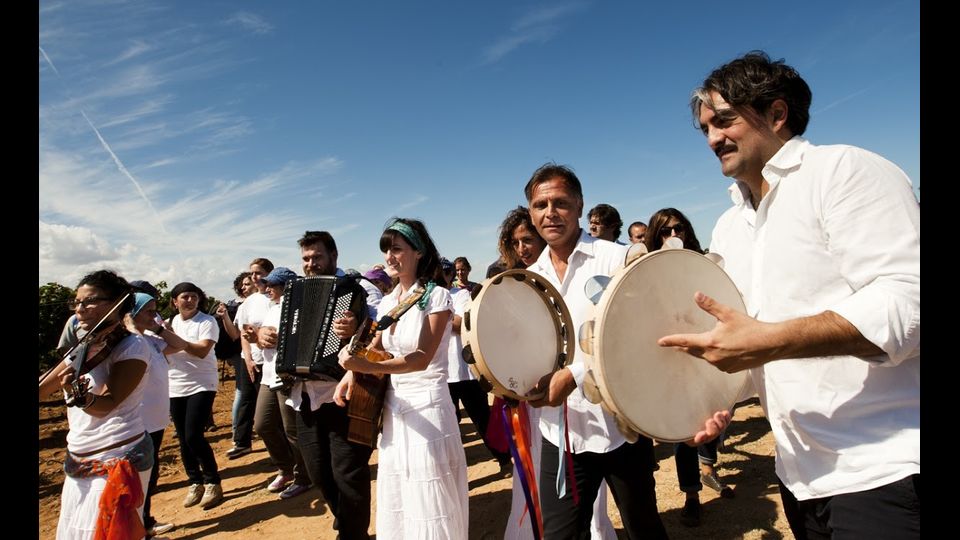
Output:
top-left (528, 230), bottom-right (629, 454)
top-left (711, 136), bottom-right (920, 499)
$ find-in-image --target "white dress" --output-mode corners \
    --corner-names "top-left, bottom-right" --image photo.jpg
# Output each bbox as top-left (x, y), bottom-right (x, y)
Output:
top-left (375, 285), bottom-right (469, 540)
top-left (57, 335), bottom-right (153, 540)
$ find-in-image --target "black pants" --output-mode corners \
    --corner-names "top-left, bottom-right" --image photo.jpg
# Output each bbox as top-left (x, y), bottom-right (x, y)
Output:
top-left (296, 393), bottom-right (374, 540)
top-left (674, 438), bottom-right (721, 492)
top-left (540, 437), bottom-right (667, 540)
top-left (448, 380), bottom-right (510, 464)
top-left (142, 429), bottom-right (165, 527)
top-left (170, 391), bottom-right (221, 485)
top-left (231, 354), bottom-right (260, 447)
top-left (779, 475), bottom-right (920, 539)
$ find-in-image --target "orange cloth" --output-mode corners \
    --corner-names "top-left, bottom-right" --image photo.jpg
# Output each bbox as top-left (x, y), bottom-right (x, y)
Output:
top-left (94, 459), bottom-right (145, 540)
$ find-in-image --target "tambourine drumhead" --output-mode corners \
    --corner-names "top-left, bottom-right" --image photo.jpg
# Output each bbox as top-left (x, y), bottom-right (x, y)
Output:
top-left (588, 249), bottom-right (750, 442)
top-left (463, 270), bottom-right (573, 401)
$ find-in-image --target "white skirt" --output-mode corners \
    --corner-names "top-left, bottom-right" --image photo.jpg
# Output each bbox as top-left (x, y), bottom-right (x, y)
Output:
top-left (56, 442), bottom-right (152, 540)
top-left (377, 384), bottom-right (469, 540)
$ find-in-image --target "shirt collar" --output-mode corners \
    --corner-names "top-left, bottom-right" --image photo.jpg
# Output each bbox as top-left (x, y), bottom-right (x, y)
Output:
top-left (532, 228), bottom-right (596, 272)
top-left (728, 136), bottom-right (809, 207)
top-left (765, 135), bottom-right (808, 173)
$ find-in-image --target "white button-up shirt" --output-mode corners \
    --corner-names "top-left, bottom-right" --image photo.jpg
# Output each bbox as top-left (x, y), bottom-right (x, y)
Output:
top-left (529, 230), bottom-right (629, 454)
top-left (711, 137), bottom-right (920, 500)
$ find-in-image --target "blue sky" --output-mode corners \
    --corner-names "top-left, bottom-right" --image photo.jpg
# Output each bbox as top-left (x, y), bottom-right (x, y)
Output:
top-left (40, 0), bottom-right (920, 301)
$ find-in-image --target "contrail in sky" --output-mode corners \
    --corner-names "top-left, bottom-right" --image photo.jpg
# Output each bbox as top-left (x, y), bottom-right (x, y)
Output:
top-left (39, 46), bottom-right (60, 76)
top-left (40, 45), bottom-right (173, 240)
top-left (80, 110), bottom-right (170, 235)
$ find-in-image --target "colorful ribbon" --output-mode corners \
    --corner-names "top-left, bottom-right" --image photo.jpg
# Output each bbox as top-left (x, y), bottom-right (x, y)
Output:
top-left (501, 401), bottom-right (543, 540)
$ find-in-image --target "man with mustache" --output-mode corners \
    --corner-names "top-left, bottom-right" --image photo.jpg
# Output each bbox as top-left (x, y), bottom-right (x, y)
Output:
top-left (661, 51), bottom-right (920, 539)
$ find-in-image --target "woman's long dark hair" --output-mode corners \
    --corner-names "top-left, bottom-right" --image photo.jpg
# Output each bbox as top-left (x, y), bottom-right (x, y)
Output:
top-left (77, 270), bottom-right (134, 314)
top-left (497, 206), bottom-right (544, 269)
top-left (644, 208), bottom-right (704, 254)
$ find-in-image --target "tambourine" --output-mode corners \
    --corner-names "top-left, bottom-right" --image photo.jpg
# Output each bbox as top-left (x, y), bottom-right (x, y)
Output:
top-left (461, 269), bottom-right (573, 401)
top-left (579, 247), bottom-right (750, 442)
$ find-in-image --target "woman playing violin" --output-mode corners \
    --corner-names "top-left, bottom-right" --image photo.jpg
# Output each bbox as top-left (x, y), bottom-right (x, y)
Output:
top-left (39, 270), bottom-right (154, 540)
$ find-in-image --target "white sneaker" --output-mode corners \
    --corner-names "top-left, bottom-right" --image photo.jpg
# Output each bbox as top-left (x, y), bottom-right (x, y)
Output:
top-left (182, 484), bottom-right (204, 508)
top-left (199, 483), bottom-right (224, 509)
top-left (147, 522), bottom-right (175, 536)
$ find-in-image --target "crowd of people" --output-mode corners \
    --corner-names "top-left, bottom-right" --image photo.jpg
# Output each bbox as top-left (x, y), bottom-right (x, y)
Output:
top-left (40, 50), bottom-right (918, 540)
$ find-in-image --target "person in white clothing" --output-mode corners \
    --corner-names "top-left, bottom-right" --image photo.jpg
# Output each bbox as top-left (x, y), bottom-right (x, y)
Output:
top-left (659, 50), bottom-right (920, 538)
top-left (39, 270), bottom-right (152, 540)
top-left (524, 164), bottom-right (729, 539)
top-left (253, 266), bottom-right (314, 500)
top-left (259, 230), bottom-right (374, 539)
top-left (440, 258), bottom-right (513, 472)
top-left (165, 282), bottom-right (223, 510)
top-left (126, 291), bottom-right (181, 537)
top-left (228, 258), bottom-right (274, 458)
top-left (496, 206), bottom-right (616, 540)
top-left (336, 218), bottom-right (469, 540)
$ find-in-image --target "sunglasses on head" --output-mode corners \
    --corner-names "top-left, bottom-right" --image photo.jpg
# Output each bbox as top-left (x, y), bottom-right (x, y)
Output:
top-left (660, 223), bottom-right (686, 236)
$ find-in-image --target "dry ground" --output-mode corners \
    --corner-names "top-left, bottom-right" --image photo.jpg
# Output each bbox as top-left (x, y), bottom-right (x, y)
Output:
top-left (39, 368), bottom-right (790, 539)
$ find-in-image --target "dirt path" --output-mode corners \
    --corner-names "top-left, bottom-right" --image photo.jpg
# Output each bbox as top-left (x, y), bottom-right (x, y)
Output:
top-left (39, 373), bottom-right (790, 539)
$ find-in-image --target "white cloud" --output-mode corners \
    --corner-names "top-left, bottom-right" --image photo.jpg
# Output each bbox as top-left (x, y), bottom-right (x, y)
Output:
top-left (104, 40), bottom-right (155, 66)
top-left (395, 195), bottom-right (429, 213)
top-left (225, 12), bottom-right (274, 35)
top-left (39, 221), bottom-right (120, 265)
top-left (482, 2), bottom-right (587, 64)
top-left (39, 143), bottom-right (350, 299)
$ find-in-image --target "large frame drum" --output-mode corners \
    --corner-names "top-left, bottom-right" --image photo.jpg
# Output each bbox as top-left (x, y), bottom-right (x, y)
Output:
top-left (580, 249), bottom-right (750, 442)
top-left (462, 269), bottom-right (574, 401)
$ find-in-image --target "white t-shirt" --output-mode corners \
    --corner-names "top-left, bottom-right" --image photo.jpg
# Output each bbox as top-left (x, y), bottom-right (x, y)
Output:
top-left (260, 301), bottom-right (283, 389)
top-left (66, 334), bottom-right (150, 454)
top-left (140, 334), bottom-right (171, 433)
top-left (166, 312), bottom-right (220, 397)
top-left (234, 292), bottom-right (271, 365)
top-left (445, 287), bottom-right (474, 383)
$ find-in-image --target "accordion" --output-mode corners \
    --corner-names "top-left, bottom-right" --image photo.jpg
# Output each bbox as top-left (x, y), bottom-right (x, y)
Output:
top-left (275, 275), bottom-right (367, 384)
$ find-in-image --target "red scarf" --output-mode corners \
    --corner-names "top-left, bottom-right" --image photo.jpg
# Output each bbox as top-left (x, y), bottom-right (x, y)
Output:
top-left (94, 459), bottom-right (145, 540)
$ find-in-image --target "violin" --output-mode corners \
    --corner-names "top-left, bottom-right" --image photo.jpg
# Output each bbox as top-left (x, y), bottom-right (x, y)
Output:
top-left (62, 321), bottom-right (131, 407)
top-left (38, 293), bottom-right (132, 407)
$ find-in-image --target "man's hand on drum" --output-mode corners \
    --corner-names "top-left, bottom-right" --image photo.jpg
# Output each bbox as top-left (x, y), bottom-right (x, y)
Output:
top-left (332, 370), bottom-right (355, 407)
top-left (333, 311), bottom-right (359, 339)
top-left (687, 409), bottom-right (732, 446)
top-left (257, 326), bottom-right (279, 350)
top-left (528, 367), bottom-right (577, 408)
top-left (658, 291), bottom-right (778, 373)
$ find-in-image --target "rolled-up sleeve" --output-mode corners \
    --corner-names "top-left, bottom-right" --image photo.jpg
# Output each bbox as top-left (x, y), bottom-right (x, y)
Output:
top-left (823, 148), bottom-right (920, 365)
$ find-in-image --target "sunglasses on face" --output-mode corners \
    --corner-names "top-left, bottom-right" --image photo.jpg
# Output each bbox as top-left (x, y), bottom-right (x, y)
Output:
top-left (660, 223), bottom-right (686, 237)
